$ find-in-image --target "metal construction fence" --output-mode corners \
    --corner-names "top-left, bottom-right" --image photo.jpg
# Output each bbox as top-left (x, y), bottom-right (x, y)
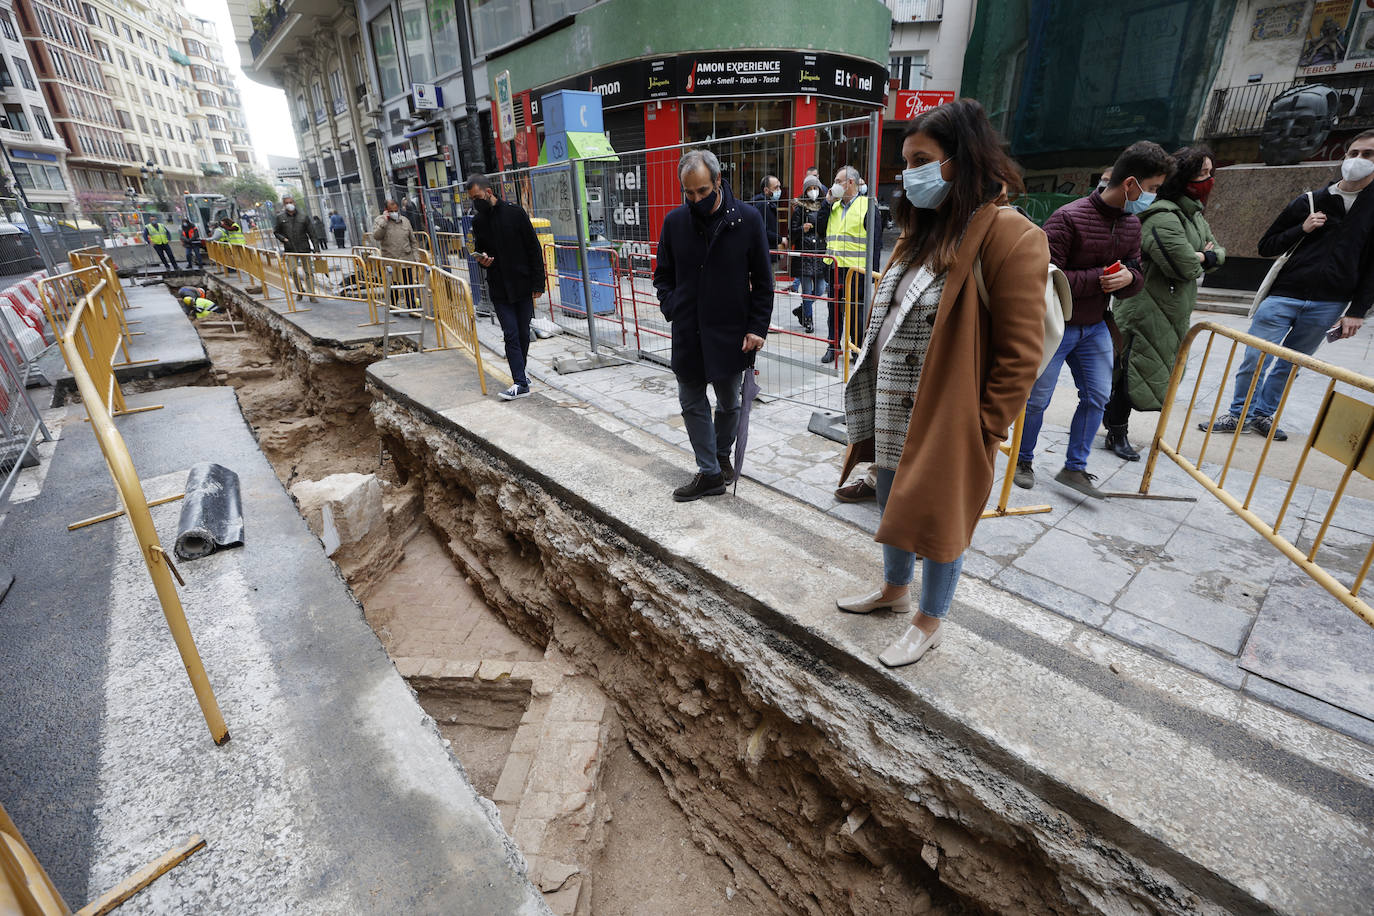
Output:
top-left (204, 241), bottom-right (489, 393)
top-left (1142, 321), bottom-right (1374, 627)
top-left (367, 116), bottom-right (885, 412)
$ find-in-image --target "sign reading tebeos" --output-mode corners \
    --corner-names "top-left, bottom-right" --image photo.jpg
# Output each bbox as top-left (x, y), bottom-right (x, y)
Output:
top-left (894, 90), bottom-right (954, 120)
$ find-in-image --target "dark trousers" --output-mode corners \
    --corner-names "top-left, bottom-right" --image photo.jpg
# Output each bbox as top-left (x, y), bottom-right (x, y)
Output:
top-left (333, 228), bottom-right (345, 248)
top-left (183, 244), bottom-right (204, 269)
top-left (153, 242), bottom-right (177, 270)
top-left (827, 277), bottom-right (866, 352)
top-left (494, 297), bottom-right (534, 388)
top-left (1103, 335), bottom-right (1133, 429)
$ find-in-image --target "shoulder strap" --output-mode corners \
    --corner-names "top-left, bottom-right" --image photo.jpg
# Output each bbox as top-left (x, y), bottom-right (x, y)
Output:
top-left (972, 254), bottom-right (989, 308)
top-left (1307, 190), bottom-right (1316, 215)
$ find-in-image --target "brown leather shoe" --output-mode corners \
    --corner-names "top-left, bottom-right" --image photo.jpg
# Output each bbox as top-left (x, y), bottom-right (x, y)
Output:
top-left (834, 479), bottom-right (877, 503)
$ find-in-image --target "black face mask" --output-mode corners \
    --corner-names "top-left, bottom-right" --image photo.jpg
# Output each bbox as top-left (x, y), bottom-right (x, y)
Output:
top-left (686, 188), bottom-right (718, 219)
top-left (473, 197), bottom-right (493, 214)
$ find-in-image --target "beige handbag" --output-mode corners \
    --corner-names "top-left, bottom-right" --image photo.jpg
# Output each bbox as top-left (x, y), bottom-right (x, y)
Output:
top-left (1249, 191), bottom-right (1314, 317)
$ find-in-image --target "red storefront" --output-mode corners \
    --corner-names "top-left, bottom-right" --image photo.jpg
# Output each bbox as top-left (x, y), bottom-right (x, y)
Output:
top-left (492, 50), bottom-right (888, 245)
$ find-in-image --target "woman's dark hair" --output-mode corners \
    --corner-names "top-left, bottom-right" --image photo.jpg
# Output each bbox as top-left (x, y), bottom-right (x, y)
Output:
top-left (889, 98), bottom-right (1024, 274)
top-left (1157, 146), bottom-right (1214, 201)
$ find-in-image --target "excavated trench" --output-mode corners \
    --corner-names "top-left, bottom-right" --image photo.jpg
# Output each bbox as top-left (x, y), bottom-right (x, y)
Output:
top-left (184, 284), bottom-right (779, 916)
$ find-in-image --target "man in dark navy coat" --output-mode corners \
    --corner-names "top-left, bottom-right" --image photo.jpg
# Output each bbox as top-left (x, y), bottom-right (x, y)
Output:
top-left (653, 149), bottom-right (773, 502)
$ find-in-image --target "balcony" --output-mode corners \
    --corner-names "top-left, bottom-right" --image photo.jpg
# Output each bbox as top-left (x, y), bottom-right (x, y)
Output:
top-left (248, 2), bottom-right (288, 60)
top-left (1201, 81), bottom-right (1302, 138)
top-left (890, 0), bottom-right (943, 21)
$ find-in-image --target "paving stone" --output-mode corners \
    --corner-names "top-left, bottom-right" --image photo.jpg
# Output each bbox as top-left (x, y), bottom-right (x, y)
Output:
top-left (970, 514), bottom-right (1051, 563)
top-left (391, 656), bottom-right (424, 677)
top-left (959, 548), bottom-right (1005, 582)
top-left (417, 658), bottom-right (444, 678)
top-left (508, 723), bottom-right (543, 756)
top-left (826, 500), bottom-right (880, 534)
top-left (1241, 675), bottom-right (1374, 747)
top-left (1239, 571), bottom-right (1374, 721)
top-left (1115, 567), bottom-right (1256, 654)
top-left (438, 659), bottom-right (481, 680)
top-left (1158, 523), bottom-right (1282, 587)
top-left (493, 752), bottom-right (533, 803)
top-left (1102, 610), bottom-right (1245, 689)
top-left (1058, 496), bottom-right (1183, 549)
top-left (992, 565), bottom-right (1113, 627)
top-left (1012, 528), bottom-right (1135, 605)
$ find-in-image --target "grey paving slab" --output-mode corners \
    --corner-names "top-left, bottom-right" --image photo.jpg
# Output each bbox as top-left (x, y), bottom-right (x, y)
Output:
top-left (1240, 567), bottom-right (1374, 722)
top-left (992, 565), bottom-right (1114, 627)
top-left (1058, 496), bottom-right (1184, 549)
top-left (1157, 522), bottom-right (1284, 587)
top-left (1242, 674), bottom-right (1374, 747)
top-left (1012, 527), bottom-right (1136, 605)
top-left (1103, 610), bottom-right (1246, 689)
top-left (1116, 567), bottom-right (1257, 654)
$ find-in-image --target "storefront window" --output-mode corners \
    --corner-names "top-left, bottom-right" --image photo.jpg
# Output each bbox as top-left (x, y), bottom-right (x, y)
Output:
top-left (814, 101), bottom-right (871, 188)
top-left (472, 0), bottom-right (522, 54)
top-left (682, 100), bottom-right (791, 201)
top-left (532, 0), bottom-right (594, 30)
top-left (369, 11), bottom-right (403, 99)
top-left (399, 0), bottom-right (434, 84)
top-left (429, 0), bottom-right (460, 77)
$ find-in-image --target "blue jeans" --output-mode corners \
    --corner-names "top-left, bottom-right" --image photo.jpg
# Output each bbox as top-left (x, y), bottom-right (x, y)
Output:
top-left (1227, 296), bottom-right (1345, 419)
top-left (874, 468), bottom-right (964, 619)
top-left (798, 274), bottom-right (824, 324)
top-left (677, 372), bottom-right (742, 476)
top-left (1019, 321), bottom-right (1114, 471)
top-left (493, 297), bottom-right (534, 388)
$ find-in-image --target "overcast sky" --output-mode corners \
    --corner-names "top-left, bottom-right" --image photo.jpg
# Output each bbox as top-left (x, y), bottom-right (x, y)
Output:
top-left (207, 1), bottom-right (299, 167)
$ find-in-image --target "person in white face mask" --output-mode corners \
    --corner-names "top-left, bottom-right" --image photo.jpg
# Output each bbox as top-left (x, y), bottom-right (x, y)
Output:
top-left (1201, 129), bottom-right (1374, 443)
top-left (789, 174), bottom-right (830, 334)
top-left (833, 99), bottom-right (1048, 668)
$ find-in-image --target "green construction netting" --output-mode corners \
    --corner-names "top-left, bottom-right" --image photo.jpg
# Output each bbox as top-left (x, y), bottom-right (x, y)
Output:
top-left (961, 0), bottom-right (1238, 160)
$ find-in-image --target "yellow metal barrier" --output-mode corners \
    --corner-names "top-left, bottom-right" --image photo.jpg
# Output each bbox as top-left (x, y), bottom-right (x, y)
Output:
top-left (278, 251), bottom-right (371, 314)
top-left (205, 243), bottom-right (492, 393)
top-left (39, 261), bottom-right (156, 393)
top-left (982, 409), bottom-right (1053, 521)
top-left (429, 266), bottom-right (491, 395)
top-left (3, 801), bottom-right (205, 915)
top-left (1142, 320), bottom-right (1374, 627)
top-left (59, 279), bottom-right (230, 743)
top-left (841, 267), bottom-right (878, 384)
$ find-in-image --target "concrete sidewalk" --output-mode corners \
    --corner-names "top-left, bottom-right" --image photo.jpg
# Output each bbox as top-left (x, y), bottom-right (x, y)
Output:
top-left (0, 385), bottom-right (546, 914)
top-left (476, 308), bottom-right (1374, 743)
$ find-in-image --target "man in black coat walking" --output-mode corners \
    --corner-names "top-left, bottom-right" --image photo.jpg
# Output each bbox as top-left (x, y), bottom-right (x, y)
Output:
top-left (653, 149), bottom-right (773, 501)
top-left (466, 174), bottom-right (546, 400)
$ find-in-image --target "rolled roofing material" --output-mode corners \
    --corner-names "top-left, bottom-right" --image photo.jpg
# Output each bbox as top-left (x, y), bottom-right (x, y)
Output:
top-left (174, 462), bottom-right (245, 561)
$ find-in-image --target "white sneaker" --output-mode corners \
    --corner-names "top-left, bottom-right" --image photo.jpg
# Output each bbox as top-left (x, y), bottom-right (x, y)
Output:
top-left (878, 624), bottom-right (943, 668)
top-left (498, 384), bottom-right (530, 401)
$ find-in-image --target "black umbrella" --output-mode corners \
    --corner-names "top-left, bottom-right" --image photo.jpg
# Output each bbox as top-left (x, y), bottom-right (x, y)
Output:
top-left (732, 355), bottom-right (761, 494)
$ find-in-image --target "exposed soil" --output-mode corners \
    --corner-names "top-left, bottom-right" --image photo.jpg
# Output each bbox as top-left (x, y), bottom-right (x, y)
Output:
top-left (188, 291), bottom-right (766, 916)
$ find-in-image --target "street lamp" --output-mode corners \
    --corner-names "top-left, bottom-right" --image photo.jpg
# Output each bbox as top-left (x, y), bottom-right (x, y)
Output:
top-left (140, 159), bottom-right (166, 212)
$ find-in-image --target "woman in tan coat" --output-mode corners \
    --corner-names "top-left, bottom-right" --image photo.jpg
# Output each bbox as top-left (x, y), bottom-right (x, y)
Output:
top-left (836, 100), bottom-right (1048, 667)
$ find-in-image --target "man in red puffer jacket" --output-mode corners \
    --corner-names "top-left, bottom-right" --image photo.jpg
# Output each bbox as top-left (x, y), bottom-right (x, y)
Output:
top-left (1016, 141), bottom-right (1174, 499)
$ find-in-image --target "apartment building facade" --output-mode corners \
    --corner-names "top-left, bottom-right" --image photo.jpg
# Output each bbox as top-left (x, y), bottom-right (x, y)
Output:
top-left (0, 0), bottom-right (72, 214)
top-left (10, 0), bottom-right (253, 217)
top-left (229, 0), bottom-right (380, 242)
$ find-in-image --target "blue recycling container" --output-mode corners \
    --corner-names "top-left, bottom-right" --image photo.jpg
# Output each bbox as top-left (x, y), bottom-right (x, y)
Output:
top-left (554, 244), bottom-right (615, 316)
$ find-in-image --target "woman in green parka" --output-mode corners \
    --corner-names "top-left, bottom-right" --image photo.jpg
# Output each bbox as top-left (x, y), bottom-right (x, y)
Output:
top-left (1102, 147), bottom-right (1225, 459)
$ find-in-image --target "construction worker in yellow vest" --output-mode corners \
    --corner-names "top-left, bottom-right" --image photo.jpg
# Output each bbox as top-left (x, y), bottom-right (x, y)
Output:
top-left (823, 166), bottom-right (876, 365)
top-left (143, 216), bottom-right (178, 271)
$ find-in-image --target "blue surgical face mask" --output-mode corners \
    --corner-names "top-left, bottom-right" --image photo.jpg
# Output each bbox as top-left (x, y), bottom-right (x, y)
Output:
top-left (1124, 183), bottom-right (1156, 214)
top-left (902, 159), bottom-right (951, 210)
top-left (859, 183), bottom-right (868, 196)
top-left (771, 188), bottom-right (781, 200)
